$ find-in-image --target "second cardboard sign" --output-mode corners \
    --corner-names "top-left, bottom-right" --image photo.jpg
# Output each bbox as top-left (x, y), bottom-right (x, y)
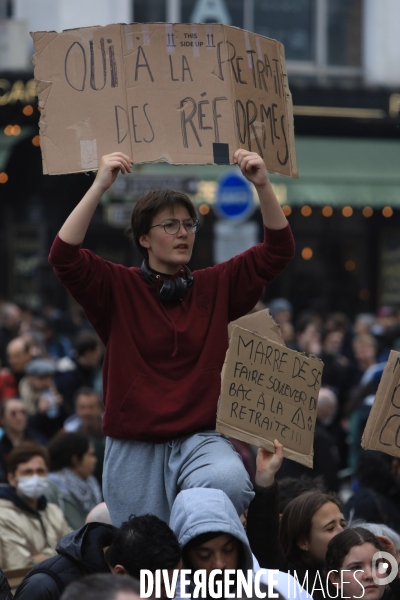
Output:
top-left (217, 325), bottom-right (324, 467)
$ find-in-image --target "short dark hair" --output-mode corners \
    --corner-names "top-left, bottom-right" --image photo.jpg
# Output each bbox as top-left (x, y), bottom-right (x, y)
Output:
top-left (279, 491), bottom-right (342, 567)
top-left (74, 331), bottom-right (101, 356)
top-left (278, 476), bottom-right (326, 514)
top-left (128, 189), bottom-right (197, 259)
top-left (325, 527), bottom-right (383, 573)
top-left (294, 312), bottom-right (319, 335)
top-left (105, 514), bottom-right (181, 577)
top-left (7, 442), bottom-right (50, 474)
top-left (352, 333), bottom-right (378, 350)
top-left (355, 449), bottom-right (396, 494)
top-left (47, 431), bottom-right (90, 471)
top-left (73, 386), bottom-right (100, 407)
top-left (60, 574), bottom-right (142, 600)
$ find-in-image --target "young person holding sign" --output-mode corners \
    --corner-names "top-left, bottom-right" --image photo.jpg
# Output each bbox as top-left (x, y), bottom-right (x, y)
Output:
top-left (48, 149), bottom-right (295, 526)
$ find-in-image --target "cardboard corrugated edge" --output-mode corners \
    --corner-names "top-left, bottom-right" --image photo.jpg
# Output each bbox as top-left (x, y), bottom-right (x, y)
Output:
top-left (217, 325), bottom-right (322, 468)
top-left (31, 26), bottom-right (118, 175)
top-left (216, 421), bottom-right (313, 467)
top-left (31, 31), bottom-right (57, 175)
top-left (278, 40), bottom-right (298, 179)
top-left (361, 350), bottom-right (400, 458)
top-left (228, 308), bottom-right (285, 346)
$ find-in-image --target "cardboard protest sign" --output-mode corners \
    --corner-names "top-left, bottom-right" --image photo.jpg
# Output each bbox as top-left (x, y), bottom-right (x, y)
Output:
top-left (361, 350), bottom-right (400, 458)
top-left (31, 23), bottom-right (298, 177)
top-left (228, 309), bottom-right (284, 345)
top-left (216, 326), bottom-right (323, 467)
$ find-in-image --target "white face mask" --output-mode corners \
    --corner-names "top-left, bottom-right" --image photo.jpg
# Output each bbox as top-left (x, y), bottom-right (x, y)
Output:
top-left (17, 474), bottom-right (49, 499)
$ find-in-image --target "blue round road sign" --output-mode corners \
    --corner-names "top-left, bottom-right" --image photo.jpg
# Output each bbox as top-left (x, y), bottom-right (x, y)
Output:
top-left (215, 171), bottom-right (255, 222)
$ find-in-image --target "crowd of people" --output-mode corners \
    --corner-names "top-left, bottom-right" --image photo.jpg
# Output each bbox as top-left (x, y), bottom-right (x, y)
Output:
top-left (0, 149), bottom-right (399, 599)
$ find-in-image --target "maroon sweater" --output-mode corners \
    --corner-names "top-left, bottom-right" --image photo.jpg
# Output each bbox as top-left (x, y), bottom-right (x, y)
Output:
top-left (48, 225), bottom-right (295, 442)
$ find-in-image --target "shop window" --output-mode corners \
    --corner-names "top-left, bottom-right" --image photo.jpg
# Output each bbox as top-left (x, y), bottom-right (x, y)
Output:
top-left (133, 0), bottom-right (166, 22)
top-left (254, 0), bottom-right (362, 77)
top-left (328, 0), bottom-right (362, 67)
top-left (254, 0), bottom-right (316, 62)
top-left (182, 0), bottom-right (243, 28)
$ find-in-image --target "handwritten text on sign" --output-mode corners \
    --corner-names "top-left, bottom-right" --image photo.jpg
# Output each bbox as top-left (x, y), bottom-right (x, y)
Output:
top-left (217, 327), bottom-right (323, 467)
top-left (31, 23), bottom-right (297, 176)
top-left (362, 350), bottom-right (400, 458)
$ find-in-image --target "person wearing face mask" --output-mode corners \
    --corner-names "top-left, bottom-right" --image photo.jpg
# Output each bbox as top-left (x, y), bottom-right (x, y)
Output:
top-left (0, 442), bottom-right (71, 570)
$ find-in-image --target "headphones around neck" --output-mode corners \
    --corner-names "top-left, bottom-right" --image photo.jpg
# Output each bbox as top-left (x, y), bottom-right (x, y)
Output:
top-left (141, 261), bottom-right (193, 303)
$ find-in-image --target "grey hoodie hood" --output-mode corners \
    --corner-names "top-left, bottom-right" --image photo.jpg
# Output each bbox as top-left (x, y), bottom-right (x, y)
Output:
top-left (170, 488), bottom-right (254, 572)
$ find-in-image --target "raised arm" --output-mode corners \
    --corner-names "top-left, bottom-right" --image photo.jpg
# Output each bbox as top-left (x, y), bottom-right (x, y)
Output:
top-left (246, 440), bottom-right (287, 571)
top-left (233, 150), bottom-right (288, 231)
top-left (59, 152), bottom-right (133, 245)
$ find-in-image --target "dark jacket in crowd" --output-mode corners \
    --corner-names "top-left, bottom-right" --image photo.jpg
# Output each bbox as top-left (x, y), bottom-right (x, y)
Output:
top-left (344, 487), bottom-right (400, 534)
top-left (55, 357), bottom-right (98, 414)
top-left (13, 522), bottom-right (116, 600)
top-left (344, 449), bottom-right (400, 534)
top-left (0, 570), bottom-right (12, 600)
top-left (383, 578), bottom-right (400, 600)
top-left (275, 422), bottom-right (340, 492)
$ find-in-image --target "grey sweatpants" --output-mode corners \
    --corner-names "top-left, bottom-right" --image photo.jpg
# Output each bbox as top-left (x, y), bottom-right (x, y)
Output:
top-left (103, 431), bottom-right (254, 526)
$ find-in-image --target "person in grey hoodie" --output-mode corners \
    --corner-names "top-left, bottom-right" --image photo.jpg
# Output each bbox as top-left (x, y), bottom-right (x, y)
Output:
top-left (169, 487), bottom-right (312, 600)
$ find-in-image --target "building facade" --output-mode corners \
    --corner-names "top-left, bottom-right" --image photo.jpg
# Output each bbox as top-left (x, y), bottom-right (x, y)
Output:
top-left (0, 0), bottom-right (399, 316)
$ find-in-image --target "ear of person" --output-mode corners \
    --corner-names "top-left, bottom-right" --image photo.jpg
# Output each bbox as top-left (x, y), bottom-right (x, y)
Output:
top-left (298, 539), bottom-right (309, 552)
top-left (328, 570), bottom-right (341, 587)
top-left (111, 564), bottom-right (128, 575)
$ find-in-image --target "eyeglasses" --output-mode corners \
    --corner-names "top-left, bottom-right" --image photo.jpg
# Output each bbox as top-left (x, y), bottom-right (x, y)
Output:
top-left (150, 218), bottom-right (200, 235)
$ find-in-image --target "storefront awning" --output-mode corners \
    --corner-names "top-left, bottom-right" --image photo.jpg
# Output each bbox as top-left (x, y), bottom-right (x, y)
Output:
top-left (269, 137), bottom-right (400, 208)
top-left (117, 136), bottom-right (400, 209)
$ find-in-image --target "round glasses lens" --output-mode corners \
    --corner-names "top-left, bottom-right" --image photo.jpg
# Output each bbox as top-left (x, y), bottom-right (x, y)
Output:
top-left (183, 220), bottom-right (194, 233)
top-left (164, 220), bottom-right (180, 234)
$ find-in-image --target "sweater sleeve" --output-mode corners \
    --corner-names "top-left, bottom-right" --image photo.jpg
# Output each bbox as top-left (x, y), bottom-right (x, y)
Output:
top-left (246, 480), bottom-right (288, 571)
top-left (222, 223), bottom-right (295, 322)
top-left (48, 235), bottom-right (114, 343)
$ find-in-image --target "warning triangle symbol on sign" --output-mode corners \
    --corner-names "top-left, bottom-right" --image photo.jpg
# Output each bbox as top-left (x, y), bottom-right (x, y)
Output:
top-left (291, 408), bottom-right (306, 430)
top-left (190, 0), bottom-right (232, 25)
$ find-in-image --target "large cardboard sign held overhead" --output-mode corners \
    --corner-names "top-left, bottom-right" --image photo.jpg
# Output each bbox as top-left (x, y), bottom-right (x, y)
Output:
top-left (362, 351), bottom-right (400, 458)
top-left (31, 23), bottom-right (298, 177)
top-left (216, 326), bottom-right (323, 467)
